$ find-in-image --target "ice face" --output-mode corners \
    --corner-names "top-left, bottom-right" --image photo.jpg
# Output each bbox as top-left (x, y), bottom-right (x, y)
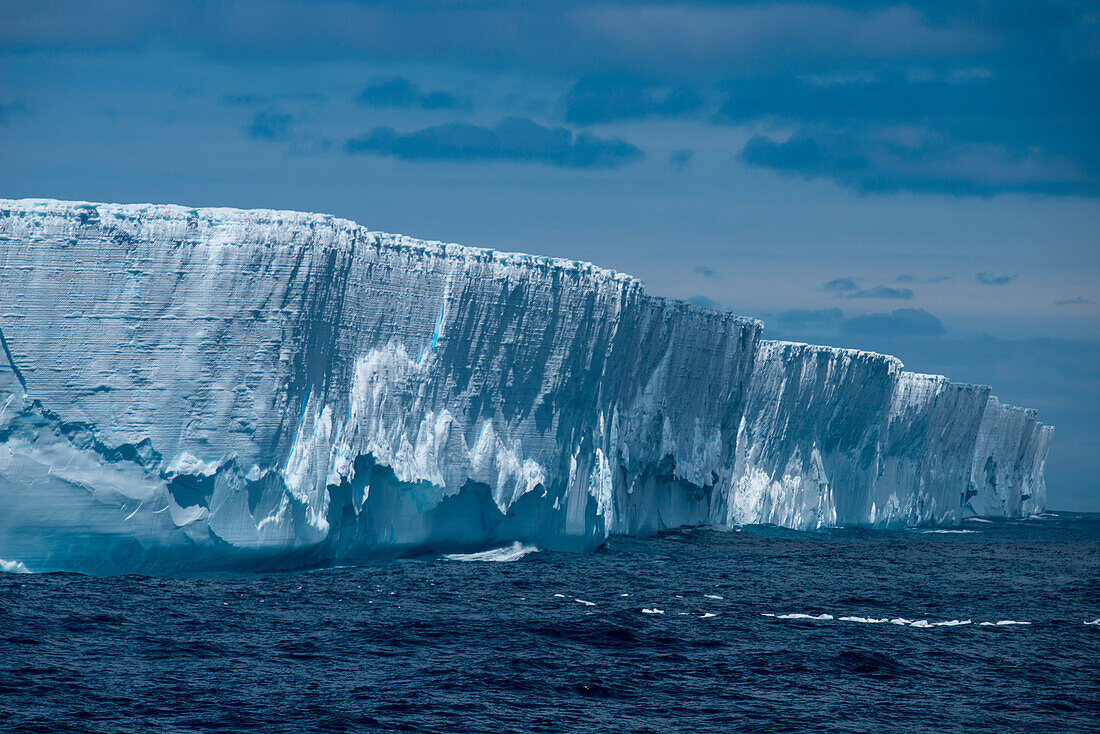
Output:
top-left (0, 199), bottom-right (1053, 573)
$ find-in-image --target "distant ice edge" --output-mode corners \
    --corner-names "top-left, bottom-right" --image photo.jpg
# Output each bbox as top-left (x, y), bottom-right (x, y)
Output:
top-left (0, 199), bottom-right (1053, 573)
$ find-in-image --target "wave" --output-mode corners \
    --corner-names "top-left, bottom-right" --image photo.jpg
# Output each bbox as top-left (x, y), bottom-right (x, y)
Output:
top-left (921, 530), bottom-right (979, 534)
top-left (443, 542), bottom-right (538, 562)
top-left (0, 558), bottom-right (31, 574)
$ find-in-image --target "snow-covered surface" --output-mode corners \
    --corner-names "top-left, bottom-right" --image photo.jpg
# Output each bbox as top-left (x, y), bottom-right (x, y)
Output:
top-left (0, 199), bottom-right (1053, 572)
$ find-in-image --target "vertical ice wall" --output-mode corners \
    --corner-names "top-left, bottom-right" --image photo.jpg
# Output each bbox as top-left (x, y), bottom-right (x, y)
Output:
top-left (718, 342), bottom-right (901, 529)
top-left (0, 199), bottom-right (1054, 572)
top-left (967, 397), bottom-right (1054, 518)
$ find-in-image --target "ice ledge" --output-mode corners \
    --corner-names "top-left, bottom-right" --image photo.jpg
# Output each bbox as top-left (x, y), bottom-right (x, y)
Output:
top-left (0, 197), bottom-right (761, 332)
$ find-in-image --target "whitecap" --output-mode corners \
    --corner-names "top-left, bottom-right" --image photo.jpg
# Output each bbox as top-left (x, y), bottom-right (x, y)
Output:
top-left (934, 619), bottom-right (972, 627)
top-left (444, 542), bottom-right (538, 562)
top-left (642, 608), bottom-right (664, 615)
top-left (704, 594), bottom-right (724, 600)
top-left (0, 558), bottom-right (31, 574)
top-left (838, 616), bottom-right (888, 624)
top-left (979, 620), bottom-right (1031, 626)
top-left (553, 593), bottom-right (566, 598)
top-left (909, 620), bottom-right (933, 628)
top-left (890, 618), bottom-right (914, 625)
top-left (776, 613), bottom-right (833, 621)
top-left (921, 530), bottom-right (978, 534)
top-left (1084, 619), bottom-right (1100, 626)
top-left (965, 518), bottom-right (993, 523)
top-left (574, 599), bottom-right (595, 606)
top-left (701, 613), bottom-right (718, 619)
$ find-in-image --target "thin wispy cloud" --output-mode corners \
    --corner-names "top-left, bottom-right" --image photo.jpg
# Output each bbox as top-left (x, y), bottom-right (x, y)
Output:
top-left (358, 77), bottom-right (464, 110)
top-left (823, 277), bottom-right (860, 293)
top-left (895, 274), bottom-right (950, 284)
top-left (244, 110), bottom-right (294, 142)
top-left (841, 308), bottom-right (945, 337)
top-left (344, 117), bottom-right (643, 169)
top-left (669, 149), bottom-right (695, 172)
top-left (976, 272), bottom-right (1016, 286)
top-left (846, 285), bottom-right (914, 300)
top-left (562, 75), bottom-right (702, 125)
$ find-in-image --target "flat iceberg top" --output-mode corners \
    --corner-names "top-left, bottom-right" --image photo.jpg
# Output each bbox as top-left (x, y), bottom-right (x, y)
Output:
top-left (0, 197), bottom-right (761, 330)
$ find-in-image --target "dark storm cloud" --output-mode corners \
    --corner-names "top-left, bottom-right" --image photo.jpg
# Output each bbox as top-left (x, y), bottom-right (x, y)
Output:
top-left (713, 18), bottom-right (1099, 196)
top-left (344, 117), bottom-right (643, 169)
top-left (0, 1), bottom-right (982, 71)
top-left (357, 77), bottom-right (462, 110)
top-left (3, 1), bottom-right (1095, 197)
top-left (976, 272), bottom-right (1017, 286)
top-left (846, 285), bottom-right (914, 300)
top-left (740, 131), bottom-right (1092, 196)
top-left (562, 75), bottom-right (702, 125)
top-left (841, 307), bottom-right (945, 337)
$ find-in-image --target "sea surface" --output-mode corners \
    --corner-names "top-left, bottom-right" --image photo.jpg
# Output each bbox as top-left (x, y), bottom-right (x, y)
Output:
top-left (2, 513), bottom-right (1098, 733)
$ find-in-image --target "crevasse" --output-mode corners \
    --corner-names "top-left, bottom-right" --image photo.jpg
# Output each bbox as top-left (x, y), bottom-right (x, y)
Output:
top-left (0, 200), bottom-right (1053, 573)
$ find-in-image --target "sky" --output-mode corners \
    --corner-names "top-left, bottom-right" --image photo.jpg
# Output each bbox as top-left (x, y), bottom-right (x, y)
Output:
top-left (1, 0), bottom-right (1098, 510)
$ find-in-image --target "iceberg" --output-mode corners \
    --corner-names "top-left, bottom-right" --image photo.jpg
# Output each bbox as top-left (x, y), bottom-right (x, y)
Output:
top-left (0, 199), bottom-right (1052, 573)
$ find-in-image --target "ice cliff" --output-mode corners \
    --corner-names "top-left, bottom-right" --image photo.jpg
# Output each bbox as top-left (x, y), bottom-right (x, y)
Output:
top-left (0, 199), bottom-right (1053, 573)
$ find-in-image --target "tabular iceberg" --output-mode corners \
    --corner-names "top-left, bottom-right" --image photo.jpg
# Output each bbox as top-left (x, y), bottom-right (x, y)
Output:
top-left (0, 199), bottom-right (1053, 573)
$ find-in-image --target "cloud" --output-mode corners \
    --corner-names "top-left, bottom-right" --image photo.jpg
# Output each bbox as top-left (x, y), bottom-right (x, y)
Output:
top-left (739, 130), bottom-right (1092, 196)
top-left (562, 75), bottom-right (702, 125)
top-left (776, 307), bottom-right (844, 331)
top-left (0, 2), bottom-right (980, 72)
top-left (841, 308), bottom-right (945, 337)
top-left (687, 295), bottom-right (723, 310)
top-left (357, 76), bottom-right (461, 110)
top-left (823, 277), bottom-right (860, 293)
top-left (1055, 296), bottom-right (1094, 306)
top-left (244, 109), bottom-right (294, 141)
top-left (895, 273), bottom-right (950, 284)
top-left (693, 265), bottom-right (714, 278)
top-left (343, 117), bottom-right (643, 169)
top-left (1, 1), bottom-right (1095, 198)
top-left (669, 149), bottom-right (695, 171)
top-left (976, 272), bottom-right (1016, 286)
top-left (0, 101), bottom-right (28, 124)
top-left (846, 285), bottom-right (914, 300)
top-left (719, 60), bottom-right (1100, 195)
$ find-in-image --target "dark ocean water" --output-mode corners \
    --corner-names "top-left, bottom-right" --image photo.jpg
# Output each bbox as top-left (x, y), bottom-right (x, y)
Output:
top-left (2, 513), bottom-right (1098, 733)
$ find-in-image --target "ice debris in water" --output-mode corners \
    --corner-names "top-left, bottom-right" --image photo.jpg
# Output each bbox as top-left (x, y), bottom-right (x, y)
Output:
top-left (0, 199), bottom-right (1055, 574)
